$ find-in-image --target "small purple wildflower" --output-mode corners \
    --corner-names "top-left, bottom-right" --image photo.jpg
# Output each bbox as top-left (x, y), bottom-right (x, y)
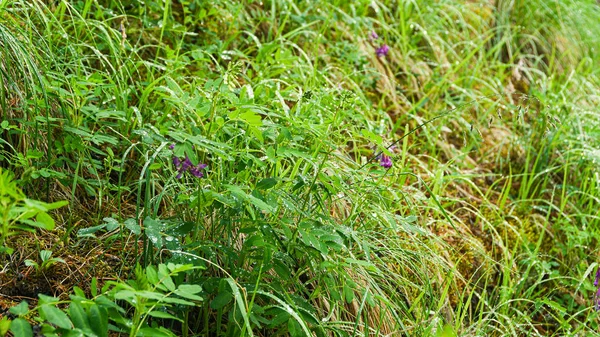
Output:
top-left (369, 31), bottom-right (379, 40)
top-left (173, 156), bottom-right (181, 169)
top-left (171, 144), bottom-right (207, 179)
top-left (376, 44), bottom-right (390, 58)
top-left (593, 266), bottom-right (600, 311)
top-left (190, 163), bottom-right (208, 178)
top-left (380, 154), bottom-right (392, 169)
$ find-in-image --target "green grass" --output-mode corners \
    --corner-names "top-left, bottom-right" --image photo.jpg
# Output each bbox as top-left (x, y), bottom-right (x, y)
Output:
top-left (1, 0), bottom-right (599, 336)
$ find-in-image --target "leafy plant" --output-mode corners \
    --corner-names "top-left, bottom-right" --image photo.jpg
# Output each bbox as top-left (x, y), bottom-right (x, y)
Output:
top-left (0, 168), bottom-right (67, 254)
top-left (24, 250), bottom-right (66, 276)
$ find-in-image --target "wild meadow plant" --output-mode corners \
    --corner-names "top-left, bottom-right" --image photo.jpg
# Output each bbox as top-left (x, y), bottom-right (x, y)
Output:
top-left (1, 0), bottom-right (600, 336)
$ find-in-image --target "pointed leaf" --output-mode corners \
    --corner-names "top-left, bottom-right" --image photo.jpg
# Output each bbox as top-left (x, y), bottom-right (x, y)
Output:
top-left (89, 304), bottom-right (108, 337)
top-left (40, 304), bottom-right (72, 329)
top-left (69, 302), bottom-right (90, 330)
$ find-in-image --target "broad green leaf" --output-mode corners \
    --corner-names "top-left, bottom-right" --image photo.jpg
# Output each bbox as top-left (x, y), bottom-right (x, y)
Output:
top-left (103, 217), bottom-right (120, 231)
top-left (69, 302), bottom-right (90, 330)
top-left (158, 264), bottom-right (176, 291)
top-left (210, 290), bottom-right (232, 310)
top-left (40, 305), bottom-right (72, 329)
top-left (35, 212), bottom-right (55, 229)
top-left (256, 178), bottom-right (278, 190)
top-left (89, 304), bottom-right (108, 337)
top-left (124, 218), bottom-right (141, 235)
top-left (146, 265), bottom-right (160, 286)
top-left (144, 217), bottom-right (163, 248)
top-left (239, 110), bottom-right (263, 127)
top-left (288, 318), bottom-right (303, 337)
top-left (0, 316), bottom-right (10, 336)
top-left (40, 250), bottom-right (52, 261)
top-left (10, 318), bottom-right (32, 337)
top-left (9, 301), bottom-right (29, 315)
top-left (24, 259), bottom-right (38, 268)
top-left (360, 129), bottom-right (383, 144)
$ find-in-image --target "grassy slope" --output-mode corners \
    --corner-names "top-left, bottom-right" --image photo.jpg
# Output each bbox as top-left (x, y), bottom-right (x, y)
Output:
top-left (1, 0), bottom-right (599, 336)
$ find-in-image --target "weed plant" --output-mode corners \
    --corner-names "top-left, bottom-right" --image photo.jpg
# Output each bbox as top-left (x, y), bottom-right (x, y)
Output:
top-left (1, 0), bottom-right (599, 336)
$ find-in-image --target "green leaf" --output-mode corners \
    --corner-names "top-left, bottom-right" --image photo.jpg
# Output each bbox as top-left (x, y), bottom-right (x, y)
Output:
top-left (144, 217), bottom-right (163, 248)
top-left (137, 327), bottom-right (175, 337)
top-left (158, 264), bottom-right (176, 292)
top-left (103, 217), bottom-right (120, 231)
top-left (288, 318), bottom-right (304, 337)
top-left (0, 317), bottom-right (10, 336)
top-left (24, 259), bottom-right (38, 268)
top-left (69, 302), bottom-right (90, 330)
top-left (40, 250), bottom-right (52, 261)
top-left (256, 178), bottom-right (278, 190)
top-left (44, 200), bottom-right (69, 210)
top-left (77, 224), bottom-right (107, 238)
top-left (225, 184), bottom-right (275, 213)
top-left (40, 304), bottom-right (72, 329)
top-left (147, 310), bottom-right (184, 322)
top-left (10, 318), bottom-right (32, 337)
top-left (89, 304), bottom-right (108, 337)
top-left (9, 301), bottom-right (29, 316)
top-left (210, 290), bottom-right (232, 309)
top-left (124, 218), bottom-right (141, 235)
top-left (35, 212), bottom-right (55, 230)
top-left (174, 284), bottom-right (203, 302)
top-left (239, 110), bottom-right (263, 127)
top-left (360, 129), bottom-right (383, 144)
top-left (90, 278), bottom-right (98, 297)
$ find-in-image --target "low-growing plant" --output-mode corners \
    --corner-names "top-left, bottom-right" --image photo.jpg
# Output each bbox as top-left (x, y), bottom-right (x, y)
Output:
top-left (0, 168), bottom-right (67, 254)
top-left (24, 250), bottom-right (66, 277)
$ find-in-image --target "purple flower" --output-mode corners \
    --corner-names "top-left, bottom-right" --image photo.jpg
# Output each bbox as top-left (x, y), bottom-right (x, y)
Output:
top-left (369, 31), bottom-right (379, 40)
top-left (190, 163), bottom-right (208, 178)
top-left (380, 154), bottom-right (392, 169)
top-left (171, 152), bottom-right (207, 179)
top-left (595, 266), bottom-right (600, 287)
top-left (169, 143), bottom-right (175, 150)
top-left (376, 44), bottom-right (389, 58)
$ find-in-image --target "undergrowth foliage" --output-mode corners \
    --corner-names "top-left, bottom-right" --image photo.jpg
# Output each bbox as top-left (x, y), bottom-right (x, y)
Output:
top-left (1, 0), bottom-right (600, 336)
